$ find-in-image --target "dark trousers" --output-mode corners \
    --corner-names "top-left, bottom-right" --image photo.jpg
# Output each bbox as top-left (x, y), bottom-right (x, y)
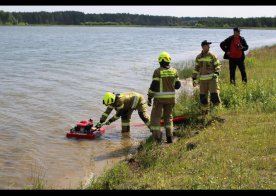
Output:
top-left (229, 59), bottom-right (247, 84)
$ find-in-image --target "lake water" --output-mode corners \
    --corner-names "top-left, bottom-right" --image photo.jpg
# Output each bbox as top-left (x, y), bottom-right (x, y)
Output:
top-left (1, 26), bottom-right (276, 189)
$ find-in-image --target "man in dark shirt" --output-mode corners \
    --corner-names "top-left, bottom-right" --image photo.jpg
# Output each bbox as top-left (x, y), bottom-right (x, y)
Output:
top-left (220, 27), bottom-right (249, 84)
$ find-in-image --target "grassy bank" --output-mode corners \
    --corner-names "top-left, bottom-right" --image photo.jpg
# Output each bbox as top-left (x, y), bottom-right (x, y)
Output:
top-left (86, 45), bottom-right (276, 189)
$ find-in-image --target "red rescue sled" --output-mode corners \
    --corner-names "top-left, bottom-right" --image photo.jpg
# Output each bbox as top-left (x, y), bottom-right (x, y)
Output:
top-left (66, 119), bottom-right (106, 139)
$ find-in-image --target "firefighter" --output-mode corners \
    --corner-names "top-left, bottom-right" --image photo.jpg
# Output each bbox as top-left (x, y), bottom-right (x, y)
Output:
top-left (96, 92), bottom-right (150, 133)
top-left (192, 40), bottom-right (222, 121)
top-left (148, 51), bottom-right (181, 143)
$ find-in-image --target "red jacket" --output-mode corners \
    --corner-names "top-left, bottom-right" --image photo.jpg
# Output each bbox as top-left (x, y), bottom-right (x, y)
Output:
top-left (220, 35), bottom-right (249, 60)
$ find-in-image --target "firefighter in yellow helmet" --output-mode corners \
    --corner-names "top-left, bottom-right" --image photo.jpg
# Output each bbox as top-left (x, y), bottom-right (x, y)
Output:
top-left (148, 52), bottom-right (181, 143)
top-left (192, 40), bottom-right (222, 122)
top-left (96, 92), bottom-right (150, 133)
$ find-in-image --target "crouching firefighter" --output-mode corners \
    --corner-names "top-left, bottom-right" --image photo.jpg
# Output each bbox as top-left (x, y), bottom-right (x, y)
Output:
top-left (96, 92), bottom-right (150, 133)
top-left (192, 40), bottom-right (222, 121)
top-left (148, 51), bottom-right (181, 143)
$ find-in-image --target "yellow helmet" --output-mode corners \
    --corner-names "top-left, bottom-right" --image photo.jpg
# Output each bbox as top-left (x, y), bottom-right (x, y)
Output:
top-left (103, 92), bottom-right (115, 106)
top-left (158, 51), bottom-right (171, 63)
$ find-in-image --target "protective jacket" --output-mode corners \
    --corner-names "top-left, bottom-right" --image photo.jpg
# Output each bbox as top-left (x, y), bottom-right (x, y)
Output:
top-left (220, 35), bottom-right (248, 60)
top-left (100, 92), bottom-right (144, 123)
top-left (148, 66), bottom-right (181, 104)
top-left (192, 51), bottom-right (221, 80)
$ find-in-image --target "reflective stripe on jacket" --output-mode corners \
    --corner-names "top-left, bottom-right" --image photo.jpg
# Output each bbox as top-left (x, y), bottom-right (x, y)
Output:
top-left (100, 92), bottom-right (143, 123)
top-left (192, 51), bottom-right (221, 80)
top-left (148, 66), bottom-right (180, 103)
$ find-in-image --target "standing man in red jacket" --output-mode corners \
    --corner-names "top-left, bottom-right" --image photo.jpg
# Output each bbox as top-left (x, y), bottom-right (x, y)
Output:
top-left (220, 27), bottom-right (249, 84)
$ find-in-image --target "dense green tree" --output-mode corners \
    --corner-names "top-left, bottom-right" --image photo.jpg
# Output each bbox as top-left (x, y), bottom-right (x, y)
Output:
top-left (0, 10), bottom-right (275, 27)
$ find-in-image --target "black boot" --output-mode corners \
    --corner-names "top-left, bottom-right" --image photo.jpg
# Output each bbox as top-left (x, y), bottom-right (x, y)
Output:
top-left (166, 136), bottom-right (173, 143)
top-left (121, 126), bottom-right (130, 133)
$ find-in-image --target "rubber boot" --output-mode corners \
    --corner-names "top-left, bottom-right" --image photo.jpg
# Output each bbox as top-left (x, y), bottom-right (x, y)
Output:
top-left (122, 126), bottom-right (130, 133)
top-left (166, 136), bottom-right (173, 143)
top-left (166, 129), bottom-right (173, 143)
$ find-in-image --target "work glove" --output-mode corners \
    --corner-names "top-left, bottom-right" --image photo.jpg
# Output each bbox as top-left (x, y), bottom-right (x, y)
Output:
top-left (95, 122), bottom-right (102, 128)
top-left (212, 72), bottom-right (219, 79)
top-left (192, 78), bottom-right (198, 87)
top-left (147, 98), bottom-right (152, 107)
top-left (105, 120), bottom-right (111, 125)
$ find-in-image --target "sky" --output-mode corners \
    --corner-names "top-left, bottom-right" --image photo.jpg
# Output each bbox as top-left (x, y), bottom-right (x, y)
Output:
top-left (0, 6), bottom-right (276, 18)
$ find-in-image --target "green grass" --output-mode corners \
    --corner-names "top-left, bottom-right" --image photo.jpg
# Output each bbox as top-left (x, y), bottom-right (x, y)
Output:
top-left (86, 45), bottom-right (276, 190)
top-left (172, 60), bottom-right (195, 79)
top-left (88, 114), bottom-right (276, 189)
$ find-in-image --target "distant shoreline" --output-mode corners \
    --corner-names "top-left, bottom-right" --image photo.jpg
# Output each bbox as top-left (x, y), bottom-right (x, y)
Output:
top-left (1, 24), bottom-right (276, 30)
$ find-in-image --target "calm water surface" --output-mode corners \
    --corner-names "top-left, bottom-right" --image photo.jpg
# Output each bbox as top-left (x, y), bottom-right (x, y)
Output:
top-left (1, 26), bottom-right (276, 189)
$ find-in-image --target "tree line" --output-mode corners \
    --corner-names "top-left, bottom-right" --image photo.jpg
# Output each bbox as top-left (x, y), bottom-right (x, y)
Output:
top-left (0, 10), bottom-right (276, 27)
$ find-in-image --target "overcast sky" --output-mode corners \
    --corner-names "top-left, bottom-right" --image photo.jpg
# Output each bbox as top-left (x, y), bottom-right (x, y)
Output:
top-left (0, 6), bottom-right (276, 18)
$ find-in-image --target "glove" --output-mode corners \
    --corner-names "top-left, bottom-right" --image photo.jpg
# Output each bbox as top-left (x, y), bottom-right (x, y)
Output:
top-left (192, 78), bottom-right (198, 87)
top-left (105, 120), bottom-right (111, 125)
top-left (147, 98), bottom-right (152, 107)
top-left (95, 122), bottom-right (102, 128)
top-left (212, 72), bottom-right (219, 79)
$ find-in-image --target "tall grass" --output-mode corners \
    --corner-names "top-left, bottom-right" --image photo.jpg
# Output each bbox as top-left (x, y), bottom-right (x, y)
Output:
top-left (220, 80), bottom-right (276, 112)
top-left (173, 60), bottom-right (195, 79)
top-left (24, 164), bottom-right (48, 190)
top-left (219, 44), bottom-right (276, 113)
